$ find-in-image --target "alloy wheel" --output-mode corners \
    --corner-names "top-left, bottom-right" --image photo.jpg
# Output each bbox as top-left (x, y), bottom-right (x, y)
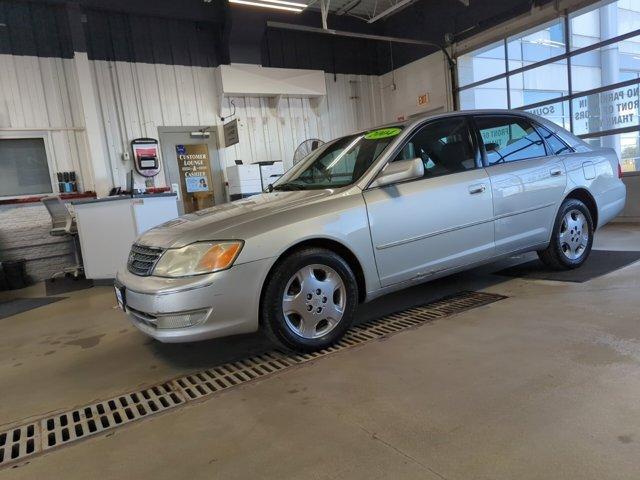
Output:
top-left (559, 209), bottom-right (589, 260)
top-left (282, 264), bottom-right (346, 339)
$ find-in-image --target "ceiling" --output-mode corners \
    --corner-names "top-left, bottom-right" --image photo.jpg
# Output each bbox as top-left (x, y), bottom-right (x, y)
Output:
top-left (306, 0), bottom-right (420, 23)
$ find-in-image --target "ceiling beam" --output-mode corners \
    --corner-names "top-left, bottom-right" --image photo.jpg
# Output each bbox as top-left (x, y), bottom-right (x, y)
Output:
top-left (319, 0), bottom-right (330, 28)
top-left (267, 20), bottom-right (439, 45)
top-left (367, 0), bottom-right (416, 23)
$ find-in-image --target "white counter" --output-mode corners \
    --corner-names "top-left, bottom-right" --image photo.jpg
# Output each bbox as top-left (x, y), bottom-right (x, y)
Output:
top-left (72, 194), bottom-right (179, 280)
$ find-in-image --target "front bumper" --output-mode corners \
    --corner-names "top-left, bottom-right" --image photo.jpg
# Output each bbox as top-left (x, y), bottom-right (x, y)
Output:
top-left (115, 257), bottom-right (273, 343)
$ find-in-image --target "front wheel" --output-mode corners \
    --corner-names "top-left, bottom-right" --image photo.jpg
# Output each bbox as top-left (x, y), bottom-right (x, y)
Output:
top-left (538, 198), bottom-right (594, 270)
top-left (261, 248), bottom-right (358, 352)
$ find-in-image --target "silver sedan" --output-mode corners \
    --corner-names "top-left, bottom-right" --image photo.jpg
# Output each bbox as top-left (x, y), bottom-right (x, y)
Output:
top-left (115, 110), bottom-right (626, 351)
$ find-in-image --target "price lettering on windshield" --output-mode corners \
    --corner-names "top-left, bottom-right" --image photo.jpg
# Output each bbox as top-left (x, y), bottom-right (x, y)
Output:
top-left (364, 128), bottom-right (402, 140)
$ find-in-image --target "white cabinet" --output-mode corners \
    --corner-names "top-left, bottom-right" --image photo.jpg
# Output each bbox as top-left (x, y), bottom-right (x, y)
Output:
top-left (73, 194), bottom-right (179, 280)
top-left (226, 164), bottom-right (262, 199)
top-left (259, 162), bottom-right (284, 190)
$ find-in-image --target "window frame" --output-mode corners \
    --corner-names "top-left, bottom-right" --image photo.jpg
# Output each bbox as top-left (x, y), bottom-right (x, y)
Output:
top-left (454, 0), bottom-right (640, 176)
top-left (365, 115), bottom-right (483, 190)
top-left (378, 115), bottom-right (482, 187)
top-left (474, 114), bottom-right (550, 167)
top-left (0, 131), bottom-right (58, 200)
top-left (532, 121), bottom-right (575, 156)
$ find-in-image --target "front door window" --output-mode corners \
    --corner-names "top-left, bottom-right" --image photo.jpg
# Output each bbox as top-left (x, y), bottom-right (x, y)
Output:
top-left (392, 118), bottom-right (477, 177)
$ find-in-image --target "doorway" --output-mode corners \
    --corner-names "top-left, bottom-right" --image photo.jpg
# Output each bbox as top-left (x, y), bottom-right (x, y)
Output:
top-left (159, 127), bottom-right (226, 215)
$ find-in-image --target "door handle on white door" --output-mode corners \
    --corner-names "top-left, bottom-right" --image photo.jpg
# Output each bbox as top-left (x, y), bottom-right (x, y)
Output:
top-left (550, 168), bottom-right (563, 177)
top-left (468, 184), bottom-right (486, 195)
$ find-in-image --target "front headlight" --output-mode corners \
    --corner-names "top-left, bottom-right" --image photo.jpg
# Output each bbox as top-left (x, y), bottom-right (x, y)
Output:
top-left (152, 241), bottom-right (244, 278)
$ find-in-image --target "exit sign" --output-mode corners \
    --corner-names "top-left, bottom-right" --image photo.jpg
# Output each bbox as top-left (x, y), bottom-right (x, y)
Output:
top-left (417, 93), bottom-right (429, 106)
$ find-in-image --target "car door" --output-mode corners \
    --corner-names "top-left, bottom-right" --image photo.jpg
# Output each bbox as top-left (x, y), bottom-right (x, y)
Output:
top-left (363, 116), bottom-right (495, 288)
top-left (475, 115), bottom-right (567, 255)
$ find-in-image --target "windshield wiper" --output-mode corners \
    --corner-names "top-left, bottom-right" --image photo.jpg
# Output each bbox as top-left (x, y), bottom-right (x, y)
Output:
top-left (272, 183), bottom-right (306, 191)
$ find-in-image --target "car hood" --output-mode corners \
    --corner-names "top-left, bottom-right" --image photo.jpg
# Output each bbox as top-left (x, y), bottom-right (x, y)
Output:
top-left (137, 190), bottom-right (335, 248)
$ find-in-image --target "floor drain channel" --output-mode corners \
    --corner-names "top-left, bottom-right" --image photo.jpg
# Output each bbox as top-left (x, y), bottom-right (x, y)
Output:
top-left (42, 383), bottom-right (184, 450)
top-left (0, 424), bottom-right (39, 466)
top-left (0, 290), bottom-right (504, 468)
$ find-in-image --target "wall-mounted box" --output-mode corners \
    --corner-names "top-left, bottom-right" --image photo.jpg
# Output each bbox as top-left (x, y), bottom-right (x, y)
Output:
top-left (216, 64), bottom-right (326, 99)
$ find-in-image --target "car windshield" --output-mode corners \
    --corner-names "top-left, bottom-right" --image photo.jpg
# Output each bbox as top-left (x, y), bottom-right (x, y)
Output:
top-left (272, 127), bottom-right (403, 190)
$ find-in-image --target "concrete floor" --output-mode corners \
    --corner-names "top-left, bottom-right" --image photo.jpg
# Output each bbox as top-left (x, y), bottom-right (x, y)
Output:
top-left (1, 223), bottom-right (639, 479)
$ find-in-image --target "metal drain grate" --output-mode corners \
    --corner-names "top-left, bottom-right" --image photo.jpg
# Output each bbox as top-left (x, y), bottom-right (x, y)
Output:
top-left (42, 383), bottom-right (184, 450)
top-left (0, 424), bottom-right (39, 466)
top-left (0, 290), bottom-right (504, 469)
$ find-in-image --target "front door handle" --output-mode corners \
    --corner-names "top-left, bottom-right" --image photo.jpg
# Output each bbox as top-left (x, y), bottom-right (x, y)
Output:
top-left (468, 184), bottom-right (486, 195)
top-left (550, 167), bottom-right (563, 177)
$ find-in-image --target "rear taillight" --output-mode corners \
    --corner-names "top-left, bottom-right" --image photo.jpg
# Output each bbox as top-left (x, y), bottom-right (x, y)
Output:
top-left (618, 163), bottom-right (623, 179)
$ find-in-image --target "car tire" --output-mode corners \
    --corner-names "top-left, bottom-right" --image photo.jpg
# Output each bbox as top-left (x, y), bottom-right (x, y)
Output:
top-left (537, 198), bottom-right (594, 270)
top-left (261, 247), bottom-right (358, 352)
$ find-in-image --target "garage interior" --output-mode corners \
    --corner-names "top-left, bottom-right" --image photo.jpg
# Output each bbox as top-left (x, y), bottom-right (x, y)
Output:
top-left (1, 0), bottom-right (640, 478)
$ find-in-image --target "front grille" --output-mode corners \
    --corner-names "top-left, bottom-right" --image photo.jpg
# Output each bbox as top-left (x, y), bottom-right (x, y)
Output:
top-left (127, 244), bottom-right (164, 276)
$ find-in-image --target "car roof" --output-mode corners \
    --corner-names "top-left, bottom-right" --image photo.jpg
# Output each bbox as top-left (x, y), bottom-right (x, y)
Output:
top-left (365, 109), bottom-right (539, 133)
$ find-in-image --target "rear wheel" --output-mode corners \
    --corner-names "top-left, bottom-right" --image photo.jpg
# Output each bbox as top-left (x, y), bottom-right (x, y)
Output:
top-left (261, 248), bottom-right (358, 352)
top-left (538, 198), bottom-right (593, 270)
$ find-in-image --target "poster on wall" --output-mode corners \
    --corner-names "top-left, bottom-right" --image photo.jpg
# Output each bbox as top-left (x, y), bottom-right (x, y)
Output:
top-left (185, 176), bottom-right (209, 192)
top-left (175, 144), bottom-right (214, 213)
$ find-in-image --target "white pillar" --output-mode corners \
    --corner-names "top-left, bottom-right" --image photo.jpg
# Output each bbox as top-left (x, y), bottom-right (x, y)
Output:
top-left (599, 3), bottom-right (620, 157)
top-left (66, 4), bottom-right (113, 196)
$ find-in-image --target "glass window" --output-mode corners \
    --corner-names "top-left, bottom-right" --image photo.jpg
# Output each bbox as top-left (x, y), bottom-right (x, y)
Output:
top-left (524, 101), bottom-right (571, 130)
top-left (509, 59), bottom-right (569, 108)
top-left (393, 118), bottom-right (476, 177)
top-left (457, 40), bottom-right (506, 88)
top-left (459, 78), bottom-right (508, 110)
top-left (508, 19), bottom-right (566, 69)
top-left (570, 0), bottom-right (640, 51)
top-left (571, 84), bottom-right (640, 136)
top-left (570, 34), bottom-right (640, 93)
top-left (537, 125), bottom-right (574, 154)
top-left (0, 138), bottom-right (52, 197)
top-left (273, 128), bottom-right (402, 190)
top-left (476, 116), bottom-right (547, 164)
top-left (456, 0), bottom-right (640, 174)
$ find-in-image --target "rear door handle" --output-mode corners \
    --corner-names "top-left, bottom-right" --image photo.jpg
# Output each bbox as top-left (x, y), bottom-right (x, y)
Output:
top-left (468, 184), bottom-right (486, 195)
top-left (550, 168), bottom-right (563, 177)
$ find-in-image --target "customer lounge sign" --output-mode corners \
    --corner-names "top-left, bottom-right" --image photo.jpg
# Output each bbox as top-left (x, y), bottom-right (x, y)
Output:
top-left (175, 144), bottom-right (214, 213)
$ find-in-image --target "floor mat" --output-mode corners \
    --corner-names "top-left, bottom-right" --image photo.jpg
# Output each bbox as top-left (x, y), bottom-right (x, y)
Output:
top-left (494, 250), bottom-right (640, 283)
top-left (0, 297), bottom-right (65, 320)
top-left (45, 277), bottom-right (94, 296)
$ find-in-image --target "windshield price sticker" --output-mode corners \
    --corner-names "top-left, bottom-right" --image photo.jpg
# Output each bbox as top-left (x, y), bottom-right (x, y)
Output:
top-left (364, 128), bottom-right (402, 140)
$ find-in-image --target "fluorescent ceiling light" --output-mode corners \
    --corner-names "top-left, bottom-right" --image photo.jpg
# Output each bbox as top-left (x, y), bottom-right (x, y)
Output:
top-left (260, 0), bottom-right (308, 7)
top-left (229, 0), bottom-right (303, 12)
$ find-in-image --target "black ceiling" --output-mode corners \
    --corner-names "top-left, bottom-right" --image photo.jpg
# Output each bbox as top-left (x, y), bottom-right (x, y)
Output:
top-left (2, 0), bottom-right (556, 74)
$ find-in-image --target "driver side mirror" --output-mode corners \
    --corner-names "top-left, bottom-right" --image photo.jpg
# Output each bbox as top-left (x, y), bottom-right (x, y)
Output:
top-left (369, 157), bottom-right (424, 188)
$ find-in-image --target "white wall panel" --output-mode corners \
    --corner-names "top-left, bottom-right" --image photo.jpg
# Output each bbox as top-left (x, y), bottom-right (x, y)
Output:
top-left (380, 51), bottom-right (450, 123)
top-left (0, 55), bottom-right (88, 190)
top-left (89, 61), bottom-right (384, 188)
top-left (1, 54), bottom-right (384, 195)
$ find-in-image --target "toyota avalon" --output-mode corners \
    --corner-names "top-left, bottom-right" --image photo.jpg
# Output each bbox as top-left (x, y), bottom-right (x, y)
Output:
top-left (115, 110), bottom-right (626, 351)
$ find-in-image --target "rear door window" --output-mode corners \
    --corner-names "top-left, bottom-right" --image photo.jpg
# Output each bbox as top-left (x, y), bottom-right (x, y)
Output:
top-left (536, 124), bottom-right (574, 155)
top-left (475, 116), bottom-right (547, 165)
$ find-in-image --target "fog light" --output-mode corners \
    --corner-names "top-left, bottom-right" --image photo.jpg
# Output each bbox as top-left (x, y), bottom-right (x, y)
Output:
top-left (156, 309), bottom-right (209, 329)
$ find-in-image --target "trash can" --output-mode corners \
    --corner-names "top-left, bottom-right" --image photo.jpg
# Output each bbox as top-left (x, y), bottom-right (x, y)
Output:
top-left (2, 259), bottom-right (28, 290)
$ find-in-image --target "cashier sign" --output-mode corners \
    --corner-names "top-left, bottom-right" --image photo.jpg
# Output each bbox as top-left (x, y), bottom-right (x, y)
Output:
top-left (176, 144), bottom-right (213, 193)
